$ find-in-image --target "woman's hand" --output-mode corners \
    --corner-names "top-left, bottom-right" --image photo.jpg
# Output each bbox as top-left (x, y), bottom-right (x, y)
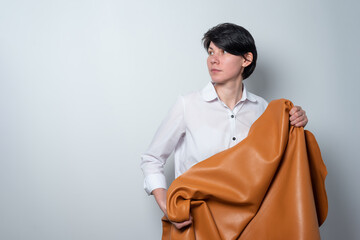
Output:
top-left (167, 214), bottom-right (193, 230)
top-left (152, 188), bottom-right (193, 229)
top-left (289, 106), bottom-right (308, 127)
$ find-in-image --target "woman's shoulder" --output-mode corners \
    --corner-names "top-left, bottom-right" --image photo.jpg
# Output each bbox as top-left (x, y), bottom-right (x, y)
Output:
top-left (248, 91), bottom-right (268, 104)
top-left (178, 88), bottom-right (204, 104)
top-left (245, 91), bottom-right (269, 112)
top-left (168, 90), bottom-right (201, 115)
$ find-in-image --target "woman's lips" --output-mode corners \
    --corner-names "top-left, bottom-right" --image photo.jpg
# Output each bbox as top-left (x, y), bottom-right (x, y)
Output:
top-left (211, 69), bottom-right (221, 72)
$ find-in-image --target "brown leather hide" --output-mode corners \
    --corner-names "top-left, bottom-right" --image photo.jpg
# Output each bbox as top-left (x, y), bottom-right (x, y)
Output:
top-left (161, 99), bottom-right (328, 240)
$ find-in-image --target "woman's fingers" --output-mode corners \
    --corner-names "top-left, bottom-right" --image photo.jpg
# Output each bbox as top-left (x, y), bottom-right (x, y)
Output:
top-left (289, 106), bottom-right (302, 116)
top-left (290, 114), bottom-right (305, 125)
top-left (173, 220), bottom-right (191, 229)
top-left (289, 105), bottom-right (308, 127)
top-left (290, 114), bottom-right (308, 127)
top-left (172, 215), bottom-right (193, 229)
top-left (289, 107), bottom-right (304, 121)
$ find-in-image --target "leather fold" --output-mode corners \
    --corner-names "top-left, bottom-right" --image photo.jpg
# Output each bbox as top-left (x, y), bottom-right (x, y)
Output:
top-left (161, 99), bottom-right (328, 240)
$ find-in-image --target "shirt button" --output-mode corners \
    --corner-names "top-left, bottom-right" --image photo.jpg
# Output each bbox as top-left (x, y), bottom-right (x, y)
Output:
top-left (231, 115), bottom-right (234, 118)
top-left (232, 137), bottom-right (236, 141)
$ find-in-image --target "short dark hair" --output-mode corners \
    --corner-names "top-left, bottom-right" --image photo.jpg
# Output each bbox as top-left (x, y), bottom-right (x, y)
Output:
top-left (202, 23), bottom-right (257, 80)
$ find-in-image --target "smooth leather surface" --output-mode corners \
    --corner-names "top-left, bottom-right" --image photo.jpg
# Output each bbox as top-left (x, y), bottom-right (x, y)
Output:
top-left (161, 99), bottom-right (328, 240)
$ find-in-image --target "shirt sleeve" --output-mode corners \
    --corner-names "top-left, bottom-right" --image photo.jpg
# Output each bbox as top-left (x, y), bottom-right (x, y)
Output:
top-left (140, 95), bottom-right (186, 195)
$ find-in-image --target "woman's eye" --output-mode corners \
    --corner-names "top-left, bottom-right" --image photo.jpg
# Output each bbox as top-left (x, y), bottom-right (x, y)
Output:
top-left (208, 51), bottom-right (214, 55)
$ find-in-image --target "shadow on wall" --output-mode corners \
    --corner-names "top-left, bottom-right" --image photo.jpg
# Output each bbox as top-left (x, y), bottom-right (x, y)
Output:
top-left (244, 62), bottom-right (273, 101)
top-left (320, 143), bottom-right (355, 239)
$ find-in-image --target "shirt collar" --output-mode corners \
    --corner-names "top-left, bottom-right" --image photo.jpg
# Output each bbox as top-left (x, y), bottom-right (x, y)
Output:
top-left (201, 81), bottom-right (257, 103)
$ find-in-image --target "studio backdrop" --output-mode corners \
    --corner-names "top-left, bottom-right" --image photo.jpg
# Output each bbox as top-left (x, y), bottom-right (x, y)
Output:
top-left (0, 0), bottom-right (359, 239)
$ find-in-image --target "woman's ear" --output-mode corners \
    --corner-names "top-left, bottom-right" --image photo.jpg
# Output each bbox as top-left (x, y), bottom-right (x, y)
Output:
top-left (242, 52), bottom-right (253, 67)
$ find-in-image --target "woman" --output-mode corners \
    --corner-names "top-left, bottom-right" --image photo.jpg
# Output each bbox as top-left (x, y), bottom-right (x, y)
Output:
top-left (140, 23), bottom-right (308, 230)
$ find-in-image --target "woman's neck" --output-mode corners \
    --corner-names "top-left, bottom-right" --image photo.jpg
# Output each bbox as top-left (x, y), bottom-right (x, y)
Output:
top-left (213, 80), bottom-right (243, 111)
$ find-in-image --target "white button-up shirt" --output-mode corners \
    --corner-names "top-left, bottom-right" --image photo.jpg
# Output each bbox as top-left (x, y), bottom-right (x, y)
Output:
top-left (140, 81), bottom-right (269, 195)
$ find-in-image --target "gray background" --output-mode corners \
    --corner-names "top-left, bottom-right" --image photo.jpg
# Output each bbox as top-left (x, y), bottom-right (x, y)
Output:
top-left (0, 0), bottom-right (359, 239)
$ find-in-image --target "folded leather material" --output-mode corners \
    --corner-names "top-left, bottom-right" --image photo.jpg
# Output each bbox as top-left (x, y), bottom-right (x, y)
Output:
top-left (161, 99), bottom-right (328, 240)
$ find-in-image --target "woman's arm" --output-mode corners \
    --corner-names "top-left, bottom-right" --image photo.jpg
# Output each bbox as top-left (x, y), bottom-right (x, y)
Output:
top-left (140, 95), bottom-right (186, 195)
top-left (140, 95), bottom-right (191, 229)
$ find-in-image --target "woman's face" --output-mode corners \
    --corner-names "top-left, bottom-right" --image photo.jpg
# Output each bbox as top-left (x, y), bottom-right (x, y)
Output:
top-left (207, 42), bottom-right (249, 84)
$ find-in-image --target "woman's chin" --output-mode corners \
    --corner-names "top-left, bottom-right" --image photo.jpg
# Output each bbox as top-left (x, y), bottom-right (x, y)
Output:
top-left (210, 78), bottom-right (227, 84)
top-left (209, 76), bottom-right (222, 82)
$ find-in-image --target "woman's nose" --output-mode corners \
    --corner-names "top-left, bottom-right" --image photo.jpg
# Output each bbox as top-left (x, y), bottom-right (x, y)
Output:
top-left (210, 55), bottom-right (219, 64)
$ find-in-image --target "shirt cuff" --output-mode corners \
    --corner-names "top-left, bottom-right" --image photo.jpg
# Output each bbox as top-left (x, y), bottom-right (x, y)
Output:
top-left (144, 173), bottom-right (167, 195)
